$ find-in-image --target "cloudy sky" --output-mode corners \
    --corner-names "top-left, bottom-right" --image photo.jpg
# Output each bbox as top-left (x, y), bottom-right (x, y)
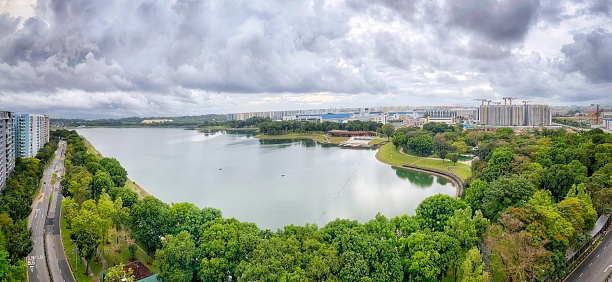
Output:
top-left (1, 0), bottom-right (611, 118)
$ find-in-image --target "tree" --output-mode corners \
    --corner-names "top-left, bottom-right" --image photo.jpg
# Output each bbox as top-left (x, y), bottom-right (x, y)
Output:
top-left (487, 227), bottom-right (551, 281)
top-left (463, 180), bottom-right (489, 212)
top-left (482, 176), bottom-right (536, 219)
top-left (91, 170), bottom-right (114, 200)
top-left (543, 164), bottom-right (576, 200)
top-left (439, 150), bottom-right (448, 162)
top-left (392, 133), bottom-right (407, 148)
top-left (0, 250), bottom-right (9, 280)
top-left (434, 133), bottom-right (451, 155)
top-left (109, 187), bottom-right (139, 208)
top-left (67, 166), bottom-right (93, 204)
top-left (129, 196), bottom-right (171, 254)
top-left (381, 123), bottom-right (395, 140)
top-left (444, 207), bottom-right (486, 250)
top-left (449, 153), bottom-right (459, 165)
top-left (407, 134), bottom-right (434, 156)
top-left (415, 194), bottom-right (467, 232)
top-left (480, 147), bottom-right (513, 182)
top-left (458, 248), bottom-right (488, 282)
top-left (128, 244), bottom-right (137, 260)
top-left (156, 231), bottom-right (197, 282)
top-left (105, 263), bottom-right (135, 282)
top-left (76, 229), bottom-right (99, 274)
top-left (100, 158), bottom-right (128, 188)
top-left (168, 203), bottom-right (221, 241)
top-left (198, 218), bottom-right (261, 282)
top-left (4, 220), bottom-right (32, 262)
top-left (423, 122), bottom-right (452, 134)
top-left (61, 197), bottom-right (79, 229)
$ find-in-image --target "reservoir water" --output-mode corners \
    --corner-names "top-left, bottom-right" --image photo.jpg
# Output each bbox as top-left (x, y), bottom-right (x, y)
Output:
top-left (77, 128), bottom-right (455, 230)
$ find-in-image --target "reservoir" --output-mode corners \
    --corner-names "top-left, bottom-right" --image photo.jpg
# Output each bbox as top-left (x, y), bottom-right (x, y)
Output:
top-left (77, 128), bottom-right (455, 230)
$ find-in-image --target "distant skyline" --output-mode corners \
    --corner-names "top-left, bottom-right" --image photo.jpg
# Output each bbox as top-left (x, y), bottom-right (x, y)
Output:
top-left (1, 0), bottom-right (611, 118)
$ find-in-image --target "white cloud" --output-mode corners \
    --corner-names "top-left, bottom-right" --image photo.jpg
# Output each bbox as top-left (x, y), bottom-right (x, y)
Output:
top-left (0, 0), bottom-right (611, 118)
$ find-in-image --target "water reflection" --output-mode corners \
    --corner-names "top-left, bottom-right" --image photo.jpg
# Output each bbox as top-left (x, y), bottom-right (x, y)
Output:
top-left (259, 139), bottom-right (317, 148)
top-left (392, 166), bottom-right (435, 188)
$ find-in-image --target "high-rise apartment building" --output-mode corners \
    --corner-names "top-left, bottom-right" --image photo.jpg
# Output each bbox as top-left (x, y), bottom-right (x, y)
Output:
top-left (479, 104), bottom-right (552, 127)
top-left (14, 114), bottom-right (48, 158)
top-left (0, 111), bottom-right (15, 191)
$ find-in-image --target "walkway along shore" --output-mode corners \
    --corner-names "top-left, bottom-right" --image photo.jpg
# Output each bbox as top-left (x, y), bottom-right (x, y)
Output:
top-left (375, 150), bottom-right (465, 198)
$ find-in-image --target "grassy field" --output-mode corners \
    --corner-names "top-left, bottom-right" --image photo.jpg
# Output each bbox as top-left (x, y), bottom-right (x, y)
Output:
top-left (255, 133), bottom-right (328, 143)
top-left (376, 143), bottom-right (471, 181)
top-left (369, 137), bottom-right (388, 145)
top-left (450, 167), bottom-right (472, 180)
top-left (102, 243), bottom-right (159, 274)
top-left (327, 136), bottom-right (350, 143)
top-left (61, 217), bottom-right (94, 282)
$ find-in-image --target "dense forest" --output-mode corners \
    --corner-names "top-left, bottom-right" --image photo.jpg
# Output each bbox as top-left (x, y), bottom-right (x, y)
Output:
top-left (52, 114), bottom-right (226, 128)
top-left (58, 125), bottom-right (611, 281)
top-left (258, 120), bottom-right (383, 135)
top-left (0, 131), bottom-right (64, 281)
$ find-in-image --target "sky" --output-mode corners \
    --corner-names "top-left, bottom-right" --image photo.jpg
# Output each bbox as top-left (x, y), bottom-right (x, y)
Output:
top-left (1, 0), bottom-right (611, 118)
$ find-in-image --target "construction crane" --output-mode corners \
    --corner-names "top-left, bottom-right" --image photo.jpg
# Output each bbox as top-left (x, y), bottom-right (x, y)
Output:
top-left (503, 97), bottom-right (517, 105)
top-left (487, 100), bottom-right (492, 106)
top-left (493, 102), bottom-right (502, 106)
top-left (522, 100), bottom-right (532, 105)
top-left (474, 99), bottom-right (488, 106)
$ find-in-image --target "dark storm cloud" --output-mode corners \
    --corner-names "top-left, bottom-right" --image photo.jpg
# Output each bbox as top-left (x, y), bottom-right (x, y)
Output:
top-left (0, 0), bottom-right (390, 95)
top-left (588, 0), bottom-right (612, 16)
top-left (561, 29), bottom-right (612, 83)
top-left (346, 0), bottom-right (418, 21)
top-left (448, 0), bottom-right (540, 43)
top-left (0, 0), bottom-right (611, 117)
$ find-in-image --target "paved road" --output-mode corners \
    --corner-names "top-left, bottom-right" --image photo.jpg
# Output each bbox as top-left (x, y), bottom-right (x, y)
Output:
top-left (27, 141), bottom-right (66, 282)
top-left (45, 143), bottom-right (75, 282)
top-left (566, 229), bottom-right (612, 282)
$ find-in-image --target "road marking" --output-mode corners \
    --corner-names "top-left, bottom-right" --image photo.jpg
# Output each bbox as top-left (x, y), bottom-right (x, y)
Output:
top-left (589, 263), bottom-right (592, 267)
top-left (605, 264), bottom-right (612, 273)
top-left (579, 272), bottom-right (583, 277)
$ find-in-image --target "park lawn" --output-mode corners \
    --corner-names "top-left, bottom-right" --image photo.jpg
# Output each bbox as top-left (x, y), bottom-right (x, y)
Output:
top-left (61, 217), bottom-right (94, 282)
top-left (369, 137), bottom-right (387, 145)
top-left (450, 167), bottom-right (472, 181)
top-left (255, 133), bottom-right (327, 143)
top-left (102, 243), bottom-right (159, 274)
top-left (327, 136), bottom-right (349, 144)
top-left (90, 259), bottom-right (103, 277)
top-left (377, 143), bottom-right (472, 181)
top-left (376, 143), bottom-right (421, 166)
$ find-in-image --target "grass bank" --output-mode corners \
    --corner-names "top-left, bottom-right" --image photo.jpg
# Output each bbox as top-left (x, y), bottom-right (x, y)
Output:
top-left (376, 143), bottom-right (471, 182)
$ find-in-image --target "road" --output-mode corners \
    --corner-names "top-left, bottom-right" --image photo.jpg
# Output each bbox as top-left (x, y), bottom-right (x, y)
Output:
top-left (27, 141), bottom-right (71, 282)
top-left (566, 229), bottom-right (612, 282)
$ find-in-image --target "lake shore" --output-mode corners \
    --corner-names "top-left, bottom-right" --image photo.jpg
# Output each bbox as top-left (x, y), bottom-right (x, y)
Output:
top-left (81, 136), bottom-right (151, 198)
top-left (375, 143), bottom-right (470, 197)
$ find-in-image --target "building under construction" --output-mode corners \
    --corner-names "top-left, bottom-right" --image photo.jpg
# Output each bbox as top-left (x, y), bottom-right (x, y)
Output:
top-left (478, 104), bottom-right (552, 127)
